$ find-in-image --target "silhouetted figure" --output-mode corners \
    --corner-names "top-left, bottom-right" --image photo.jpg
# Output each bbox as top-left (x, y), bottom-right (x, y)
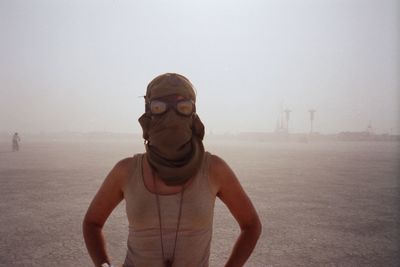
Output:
top-left (12, 132), bottom-right (21, 152)
top-left (309, 109), bottom-right (316, 134)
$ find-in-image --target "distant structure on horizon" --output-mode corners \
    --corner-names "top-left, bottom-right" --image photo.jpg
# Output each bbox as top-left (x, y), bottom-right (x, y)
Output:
top-left (275, 104), bottom-right (290, 134)
top-left (309, 109), bottom-right (316, 134)
top-left (275, 107), bottom-right (319, 134)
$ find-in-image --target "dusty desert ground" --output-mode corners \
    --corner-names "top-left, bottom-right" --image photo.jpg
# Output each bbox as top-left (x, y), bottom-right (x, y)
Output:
top-left (0, 138), bottom-right (399, 267)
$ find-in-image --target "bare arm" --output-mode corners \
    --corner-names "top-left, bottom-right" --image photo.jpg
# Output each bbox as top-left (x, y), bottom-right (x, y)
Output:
top-left (82, 158), bottom-right (131, 267)
top-left (210, 155), bottom-right (262, 267)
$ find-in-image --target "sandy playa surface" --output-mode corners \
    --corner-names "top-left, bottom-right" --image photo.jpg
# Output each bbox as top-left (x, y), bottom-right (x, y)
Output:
top-left (0, 139), bottom-right (399, 267)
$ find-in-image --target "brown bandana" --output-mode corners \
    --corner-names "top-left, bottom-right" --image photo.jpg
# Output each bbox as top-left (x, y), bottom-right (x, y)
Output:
top-left (139, 73), bottom-right (205, 186)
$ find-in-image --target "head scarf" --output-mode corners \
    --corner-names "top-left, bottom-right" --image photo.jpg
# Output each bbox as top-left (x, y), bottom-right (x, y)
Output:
top-left (139, 73), bottom-right (205, 186)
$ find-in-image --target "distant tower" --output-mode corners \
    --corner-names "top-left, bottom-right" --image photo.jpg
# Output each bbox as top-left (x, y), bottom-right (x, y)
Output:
top-left (284, 109), bottom-right (291, 133)
top-left (275, 102), bottom-right (286, 133)
top-left (309, 109), bottom-right (316, 134)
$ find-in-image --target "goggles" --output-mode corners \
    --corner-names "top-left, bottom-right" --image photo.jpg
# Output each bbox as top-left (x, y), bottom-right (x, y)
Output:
top-left (148, 99), bottom-right (196, 116)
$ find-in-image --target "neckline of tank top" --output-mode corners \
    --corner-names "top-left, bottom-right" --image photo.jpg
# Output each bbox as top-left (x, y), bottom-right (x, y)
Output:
top-left (139, 153), bottom-right (200, 196)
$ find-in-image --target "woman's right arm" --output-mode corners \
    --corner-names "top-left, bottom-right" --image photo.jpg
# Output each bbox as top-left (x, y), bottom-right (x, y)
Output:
top-left (83, 158), bottom-right (132, 267)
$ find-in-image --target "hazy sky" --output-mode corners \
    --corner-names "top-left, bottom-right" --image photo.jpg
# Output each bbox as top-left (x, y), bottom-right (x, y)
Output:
top-left (0, 0), bottom-right (399, 134)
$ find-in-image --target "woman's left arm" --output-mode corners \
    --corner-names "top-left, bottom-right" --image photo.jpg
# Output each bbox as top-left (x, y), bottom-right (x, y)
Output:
top-left (210, 155), bottom-right (262, 267)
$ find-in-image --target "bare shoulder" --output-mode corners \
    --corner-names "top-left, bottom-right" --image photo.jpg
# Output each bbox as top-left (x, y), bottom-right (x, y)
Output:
top-left (110, 156), bottom-right (135, 188)
top-left (114, 157), bottom-right (135, 174)
top-left (209, 154), bottom-right (230, 175)
top-left (208, 154), bottom-right (239, 195)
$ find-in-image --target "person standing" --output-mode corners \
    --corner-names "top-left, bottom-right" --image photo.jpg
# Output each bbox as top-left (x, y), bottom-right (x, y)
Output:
top-left (12, 132), bottom-right (21, 152)
top-left (83, 73), bottom-right (262, 267)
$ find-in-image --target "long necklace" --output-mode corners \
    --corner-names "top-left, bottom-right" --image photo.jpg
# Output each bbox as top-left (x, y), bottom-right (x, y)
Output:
top-left (152, 170), bottom-right (185, 267)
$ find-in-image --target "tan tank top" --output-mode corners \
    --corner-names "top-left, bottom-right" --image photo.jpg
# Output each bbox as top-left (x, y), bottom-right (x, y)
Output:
top-left (122, 152), bottom-right (216, 267)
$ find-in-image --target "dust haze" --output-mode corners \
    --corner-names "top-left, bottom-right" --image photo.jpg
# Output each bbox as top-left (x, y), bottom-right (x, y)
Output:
top-left (0, 0), bottom-right (399, 135)
top-left (0, 1), bottom-right (399, 266)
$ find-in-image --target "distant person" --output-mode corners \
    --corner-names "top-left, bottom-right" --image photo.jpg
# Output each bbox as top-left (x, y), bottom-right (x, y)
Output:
top-left (83, 73), bottom-right (262, 267)
top-left (12, 132), bottom-right (21, 152)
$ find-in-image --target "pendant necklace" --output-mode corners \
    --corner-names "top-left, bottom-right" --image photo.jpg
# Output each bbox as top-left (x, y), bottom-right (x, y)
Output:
top-left (152, 170), bottom-right (185, 267)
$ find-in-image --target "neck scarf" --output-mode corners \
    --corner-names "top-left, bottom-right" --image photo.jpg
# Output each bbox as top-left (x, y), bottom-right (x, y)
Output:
top-left (139, 112), bottom-right (205, 186)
